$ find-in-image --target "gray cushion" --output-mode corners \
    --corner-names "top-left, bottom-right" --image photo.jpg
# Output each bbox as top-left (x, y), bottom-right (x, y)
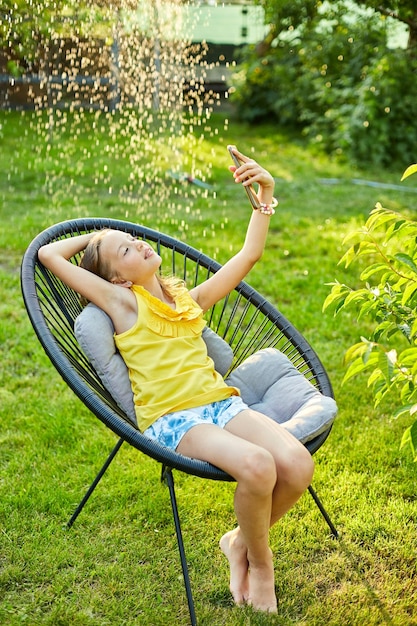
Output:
top-left (74, 304), bottom-right (337, 442)
top-left (75, 304), bottom-right (137, 423)
top-left (226, 348), bottom-right (337, 443)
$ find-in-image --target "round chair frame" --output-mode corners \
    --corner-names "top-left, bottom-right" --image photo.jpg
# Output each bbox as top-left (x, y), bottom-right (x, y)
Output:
top-left (21, 217), bottom-right (337, 625)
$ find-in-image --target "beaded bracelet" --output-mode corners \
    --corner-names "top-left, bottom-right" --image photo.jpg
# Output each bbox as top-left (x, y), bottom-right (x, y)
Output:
top-left (258, 197), bottom-right (279, 215)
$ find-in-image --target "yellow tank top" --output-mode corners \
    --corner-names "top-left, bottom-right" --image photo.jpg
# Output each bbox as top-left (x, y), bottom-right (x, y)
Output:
top-left (114, 284), bottom-right (239, 432)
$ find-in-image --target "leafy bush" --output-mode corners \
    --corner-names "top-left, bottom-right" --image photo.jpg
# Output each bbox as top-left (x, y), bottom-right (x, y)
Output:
top-left (323, 165), bottom-right (417, 460)
top-left (345, 52), bottom-right (417, 166)
top-left (230, 43), bottom-right (304, 126)
top-left (231, 6), bottom-right (417, 166)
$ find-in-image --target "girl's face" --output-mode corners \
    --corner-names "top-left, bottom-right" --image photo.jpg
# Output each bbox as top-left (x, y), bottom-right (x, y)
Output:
top-left (100, 230), bottom-right (162, 286)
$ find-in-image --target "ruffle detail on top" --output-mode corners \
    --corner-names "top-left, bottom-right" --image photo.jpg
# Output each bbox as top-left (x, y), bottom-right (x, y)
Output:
top-left (132, 284), bottom-right (206, 338)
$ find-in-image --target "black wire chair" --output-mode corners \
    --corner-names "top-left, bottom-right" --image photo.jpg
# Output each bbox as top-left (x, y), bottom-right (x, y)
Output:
top-left (21, 217), bottom-right (338, 626)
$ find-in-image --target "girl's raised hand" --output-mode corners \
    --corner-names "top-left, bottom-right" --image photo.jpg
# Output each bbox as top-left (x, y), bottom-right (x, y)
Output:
top-left (228, 145), bottom-right (275, 204)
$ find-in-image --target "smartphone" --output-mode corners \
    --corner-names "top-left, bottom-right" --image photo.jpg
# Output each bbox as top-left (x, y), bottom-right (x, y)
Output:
top-left (228, 145), bottom-right (260, 210)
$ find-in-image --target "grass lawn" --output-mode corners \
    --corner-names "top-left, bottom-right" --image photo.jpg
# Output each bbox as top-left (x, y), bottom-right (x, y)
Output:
top-left (1, 108), bottom-right (416, 626)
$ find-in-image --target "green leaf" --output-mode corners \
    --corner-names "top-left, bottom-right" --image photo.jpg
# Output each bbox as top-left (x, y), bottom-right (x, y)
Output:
top-left (373, 377), bottom-right (390, 406)
top-left (343, 288), bottom-right (369, 308)
top-left (398, 347), bottom-right (417, 366)
top-left (400, 381), bottom-right (414, 403)
top-left (359, 263), bottom-right (389, 281)
top-left (394, 253), bottom-right (417, 275)
top-left (378, 349), bottom-right (397, 383)
top-left (400, 420), bottom-right (417, 461)
top-left (342, 347), bottom-right (380, 384)
top-left (322, 283), bottom-right (350, 313)
top-left (342, 230), bottom-right (362, 247)
top-left (343, 339), bottom-right (376, 365)
top-left (373, 321), bottom-right (395, 342)
top-left (339, 241), bottom-right (377, 267)
top-left (367, 367), bottom-right (383, 387)
top-left (411, 359), bottom-right (417, 376)
top-left (357, 241), bottom-right (378, 257)
top-left (357, 299), bottom-right (379, 322)
top-left (393, 404), bottom-right (415, 420)
top-left (342, 357), bottom-right (368, 384)
top-left (401, 164), bottom-right (417, 181)
top-left (363, 346), bottom-right (380, 366)
top-left (339, 245), bottom-right (359, 268)
top-left (385, 219), bottom-right (407, 241)
top-left (402, 281), bottom-right (417, 305)
top-left (390, 276), bottom-right (408, 292)
top-left (366, 209), bottom-right (397, 231)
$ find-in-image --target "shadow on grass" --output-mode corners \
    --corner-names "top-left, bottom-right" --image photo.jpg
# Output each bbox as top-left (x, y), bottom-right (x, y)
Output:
top-left (337, 536), bottom-right (395, 626)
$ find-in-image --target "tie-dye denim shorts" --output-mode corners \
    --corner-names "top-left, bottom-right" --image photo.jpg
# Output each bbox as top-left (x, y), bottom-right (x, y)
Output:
top-left (144, 395), bottom-right (248, 451)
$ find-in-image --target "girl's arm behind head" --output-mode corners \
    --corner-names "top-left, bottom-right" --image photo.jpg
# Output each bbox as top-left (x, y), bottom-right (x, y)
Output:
top-left (38, 233), bottom-right (126, 318)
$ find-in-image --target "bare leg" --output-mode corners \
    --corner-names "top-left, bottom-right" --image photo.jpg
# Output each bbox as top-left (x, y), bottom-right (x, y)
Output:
top-left (223, 410), bottom-right (314, 610)
top-left (177, 409), bottom-right (313, 612)
top-left (219, 528), bottom-right (249, 605)
top-left (227, 468), bottom-right (277, 613)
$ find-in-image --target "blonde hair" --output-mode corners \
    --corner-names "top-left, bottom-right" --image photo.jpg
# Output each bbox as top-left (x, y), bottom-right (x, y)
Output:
top-left (80, 229), bottom-right (113, 281)
top-left (79, 229), bottom-right (183, 305)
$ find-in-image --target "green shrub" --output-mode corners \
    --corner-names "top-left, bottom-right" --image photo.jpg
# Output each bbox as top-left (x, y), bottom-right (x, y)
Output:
top-left (230, 43), bottom-right (303, 126)
top-left (231, 7), bottom-right (417, 166)
top-left (346, 52), bottom-right (417, 166)
top-left (323, 165), bottom-right (417, 460)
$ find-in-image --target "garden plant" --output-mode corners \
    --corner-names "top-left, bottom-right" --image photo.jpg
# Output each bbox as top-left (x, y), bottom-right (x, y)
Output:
top-left (324, 164), bottom-right (417, 462)
top-left (231, 0), bottom-right (417, 168)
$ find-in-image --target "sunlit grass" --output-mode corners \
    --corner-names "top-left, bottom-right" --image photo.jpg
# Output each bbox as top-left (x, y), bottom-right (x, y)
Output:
top-left (1, 109), bottom-right (417, 625)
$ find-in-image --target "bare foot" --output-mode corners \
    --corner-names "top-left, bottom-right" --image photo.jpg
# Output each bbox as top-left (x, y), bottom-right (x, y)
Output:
top-left (219, 529), bottom-right (249, 605)
top-left (247, 552), bottom-right (278, 614)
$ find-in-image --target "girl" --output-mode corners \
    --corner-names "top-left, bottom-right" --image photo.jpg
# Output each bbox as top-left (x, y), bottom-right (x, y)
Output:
top-left (38, 146), bottom-right (314, 614)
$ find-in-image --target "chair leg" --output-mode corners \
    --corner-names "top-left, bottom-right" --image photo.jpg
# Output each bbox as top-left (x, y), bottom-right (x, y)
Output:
top-left (67, 438), bottom-right (124, 528)
top-left (308, 484), bottom-right (338, 538)
top-left (162, 466), bottom-right (197, 626)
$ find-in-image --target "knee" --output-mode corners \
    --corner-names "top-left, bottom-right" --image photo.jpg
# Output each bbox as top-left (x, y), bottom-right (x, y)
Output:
top-left (281, 446), bottom-right (314, 495)
top-left (299, 449), bottom-right (315, 489)
top-left (239, 448), bottom-right (277, 494)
